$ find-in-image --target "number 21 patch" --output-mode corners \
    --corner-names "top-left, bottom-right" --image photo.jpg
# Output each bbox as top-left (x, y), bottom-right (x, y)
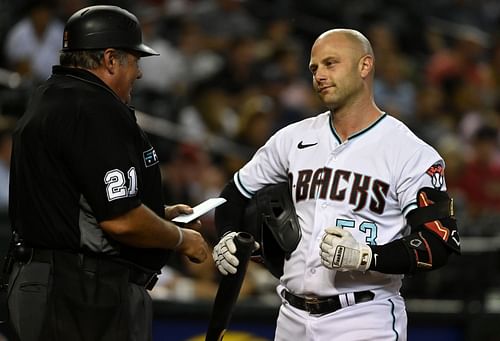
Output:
top-left (104, 167), bottom-right (138, 201)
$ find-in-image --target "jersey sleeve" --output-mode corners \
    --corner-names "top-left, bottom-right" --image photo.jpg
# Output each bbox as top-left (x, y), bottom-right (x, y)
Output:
top-left (234, 127), bottom-right (292, 198)
top-left (66, 102), bottom-right (142, 221)
top-left (396, 143), bottom-right (447, 217)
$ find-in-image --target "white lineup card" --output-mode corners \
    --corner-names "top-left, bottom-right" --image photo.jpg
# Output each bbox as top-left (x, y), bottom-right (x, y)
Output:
top-left (172, 198), bottom-right (227, 223)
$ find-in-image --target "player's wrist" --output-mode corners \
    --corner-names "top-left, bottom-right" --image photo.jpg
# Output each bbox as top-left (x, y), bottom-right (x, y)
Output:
top-left (219, 229), bottom-right (236, 239)
top-left (358, 244), bottom-right (372, 272)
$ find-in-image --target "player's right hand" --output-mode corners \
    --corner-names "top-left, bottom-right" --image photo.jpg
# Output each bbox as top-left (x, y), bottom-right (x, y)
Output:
top-left (213, 231), bottom-right (239, 275)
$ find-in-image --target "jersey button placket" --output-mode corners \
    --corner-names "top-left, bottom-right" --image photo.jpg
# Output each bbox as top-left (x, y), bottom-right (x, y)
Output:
top-left (331, 140), bottom-right (348, 161)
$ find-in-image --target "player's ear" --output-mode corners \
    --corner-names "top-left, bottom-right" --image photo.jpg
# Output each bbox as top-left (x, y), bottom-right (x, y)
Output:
top-left (359, 54), bottom-right (373, 79)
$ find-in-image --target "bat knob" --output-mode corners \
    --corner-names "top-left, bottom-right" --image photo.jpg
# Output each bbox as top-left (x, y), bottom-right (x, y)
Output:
top-left (234, 232), bottom-right (255, 246)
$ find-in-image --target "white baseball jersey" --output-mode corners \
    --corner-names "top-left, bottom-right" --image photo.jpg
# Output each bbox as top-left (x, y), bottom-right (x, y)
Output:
top-left (234, 112), bottom-right (446, 298)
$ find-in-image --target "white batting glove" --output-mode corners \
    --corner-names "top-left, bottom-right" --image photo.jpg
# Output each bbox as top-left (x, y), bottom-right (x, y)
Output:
top-left (320, 227), bottom-right (372, 272)
top-left (213, 231), bottom-right (239, 275)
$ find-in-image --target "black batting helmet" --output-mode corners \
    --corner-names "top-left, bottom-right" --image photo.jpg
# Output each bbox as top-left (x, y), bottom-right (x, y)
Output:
top-left (243, 182), bottom-right (301, 278)
top-left (62, 5), bottom-right (158, 56)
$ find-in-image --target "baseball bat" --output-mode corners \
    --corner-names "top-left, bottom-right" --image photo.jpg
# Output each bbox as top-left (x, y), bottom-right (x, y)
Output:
top-left (205, 232), bottom-right (255, 341)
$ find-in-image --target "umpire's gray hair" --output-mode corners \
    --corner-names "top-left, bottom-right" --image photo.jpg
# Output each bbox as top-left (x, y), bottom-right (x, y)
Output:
top-left (59, 49), bottom-right (129, 69)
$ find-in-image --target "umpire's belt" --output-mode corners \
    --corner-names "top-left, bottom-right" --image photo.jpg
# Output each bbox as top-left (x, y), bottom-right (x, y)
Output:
top-left (281, 289), bottom-right (374, 315)
top-left (24, 248), bottom-right (159, 290)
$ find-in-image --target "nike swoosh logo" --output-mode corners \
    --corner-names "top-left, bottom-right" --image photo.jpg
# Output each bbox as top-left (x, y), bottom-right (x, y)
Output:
top-left (297, 141), bottom-right (318, 149)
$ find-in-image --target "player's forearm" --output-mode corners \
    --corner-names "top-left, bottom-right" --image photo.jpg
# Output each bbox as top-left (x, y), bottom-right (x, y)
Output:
top-left (100, 204), bottom-right (182, 249)
top-left (369, 230), bottom-right (451, 274)
top-left (214, 180), bottom-right (249, 237)
top-left (368, 240), bottom-right (411, 274)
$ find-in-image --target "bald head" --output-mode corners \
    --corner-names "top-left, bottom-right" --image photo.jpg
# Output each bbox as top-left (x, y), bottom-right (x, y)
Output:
top-left (315, 29), bottom-right (374, 58)
top-left (309, 28), bottom-right (376, 81)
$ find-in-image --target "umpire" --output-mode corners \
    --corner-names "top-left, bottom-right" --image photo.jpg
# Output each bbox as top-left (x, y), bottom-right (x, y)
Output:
top-left (6, 5), bottom-right (209, 341)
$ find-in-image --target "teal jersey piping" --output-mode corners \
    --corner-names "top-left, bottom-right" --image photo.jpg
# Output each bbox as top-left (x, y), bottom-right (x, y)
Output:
top-left (328, 112), bottom-right (388, 143)
top-left (235, 172), bottom-right (253, 198)
top-left (403, 201), bottom-right (417, 216)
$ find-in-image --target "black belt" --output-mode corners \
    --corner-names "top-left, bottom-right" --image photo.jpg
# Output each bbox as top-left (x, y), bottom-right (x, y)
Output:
top-left (282, 289), bottom-right (375, 315)
top-left (23, 248), bottom-right (159, 290)
top-left (127, 266), bottom-right (159, 290)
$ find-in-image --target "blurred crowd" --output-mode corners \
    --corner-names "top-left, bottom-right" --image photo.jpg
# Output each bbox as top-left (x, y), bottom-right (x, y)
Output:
top-left (0, 0), bottom-right (498, 304)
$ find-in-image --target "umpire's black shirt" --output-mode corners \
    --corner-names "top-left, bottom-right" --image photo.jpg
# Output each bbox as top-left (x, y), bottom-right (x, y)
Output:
top-left (9, 66), bottom-right (168, 270)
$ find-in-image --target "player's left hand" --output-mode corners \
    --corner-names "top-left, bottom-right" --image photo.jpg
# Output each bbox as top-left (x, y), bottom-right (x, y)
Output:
top-left (320, 227), bottom-right (372, 272)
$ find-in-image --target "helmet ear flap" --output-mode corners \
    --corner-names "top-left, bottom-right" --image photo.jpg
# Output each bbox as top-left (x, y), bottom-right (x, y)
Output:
top-left (243, 182), bottom-right (301, 278)
top-left (261, 189), bottom-right (301, 254)
top-left (260, 222), bottom-right (286, 278)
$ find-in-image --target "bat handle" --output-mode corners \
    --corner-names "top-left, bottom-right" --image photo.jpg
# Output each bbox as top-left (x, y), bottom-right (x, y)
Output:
top-left (205, 232), bottom-right (255, 341)
top-left (233, 232), bottom-right (255, 257)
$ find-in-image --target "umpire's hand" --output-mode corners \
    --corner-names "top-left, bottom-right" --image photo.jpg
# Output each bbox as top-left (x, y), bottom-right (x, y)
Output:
top-left (176, 228), bottom-right (210, 264)
top-left (167, 204), bottom-right (208, 264)
top-left (164, 204), bottom-right (202, 230)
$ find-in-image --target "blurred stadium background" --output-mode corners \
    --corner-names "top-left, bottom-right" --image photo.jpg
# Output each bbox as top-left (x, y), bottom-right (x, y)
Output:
top-left (0, 0), bottom-right (499, 340)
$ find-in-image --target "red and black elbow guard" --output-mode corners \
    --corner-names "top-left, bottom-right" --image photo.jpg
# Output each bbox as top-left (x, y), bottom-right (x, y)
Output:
top-left (403, 187), bottom-right (461, 273)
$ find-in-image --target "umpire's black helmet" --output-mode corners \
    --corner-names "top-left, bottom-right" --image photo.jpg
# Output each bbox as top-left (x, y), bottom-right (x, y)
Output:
top-left (62, 5), bottom-right (159, 56)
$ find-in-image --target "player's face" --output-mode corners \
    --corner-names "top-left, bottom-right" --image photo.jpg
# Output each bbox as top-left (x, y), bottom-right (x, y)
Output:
top-left (114, 51), bottom-right (143, 104)
top-left (309, 34), bottom-right (364, 110)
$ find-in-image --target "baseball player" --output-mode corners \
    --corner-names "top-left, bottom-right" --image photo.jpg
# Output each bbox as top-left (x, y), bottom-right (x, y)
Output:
top-left (212, 29), bottom-right (460, 340)
top-left (6, 6), bottom-right (209, 341)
